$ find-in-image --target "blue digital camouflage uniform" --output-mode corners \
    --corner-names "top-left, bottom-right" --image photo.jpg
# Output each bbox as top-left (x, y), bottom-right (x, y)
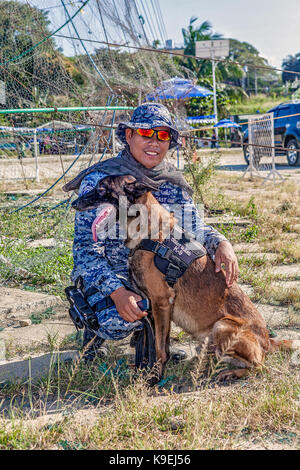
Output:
top-left (71, 154), bottom-right (228, 341)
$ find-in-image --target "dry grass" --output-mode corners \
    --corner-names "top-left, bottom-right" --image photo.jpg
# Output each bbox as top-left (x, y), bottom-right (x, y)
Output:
top-left (0, 347), bottom-right (298, 450)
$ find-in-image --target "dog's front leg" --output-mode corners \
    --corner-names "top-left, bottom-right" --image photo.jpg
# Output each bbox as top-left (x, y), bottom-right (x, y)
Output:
top-left (150, 297), bottom-right (173, 383)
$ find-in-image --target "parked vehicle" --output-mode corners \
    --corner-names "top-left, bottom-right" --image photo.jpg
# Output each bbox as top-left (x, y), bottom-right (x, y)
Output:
top-left (243, 101), bottom-right (300, 166)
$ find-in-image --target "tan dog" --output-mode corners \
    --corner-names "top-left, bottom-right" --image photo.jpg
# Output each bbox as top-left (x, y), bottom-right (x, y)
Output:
top-left (73, 175), bottom-right (300, 382)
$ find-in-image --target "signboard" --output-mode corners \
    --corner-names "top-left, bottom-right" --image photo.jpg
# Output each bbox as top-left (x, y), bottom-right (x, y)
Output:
top-left (195, 39), bottom-right (230, 59)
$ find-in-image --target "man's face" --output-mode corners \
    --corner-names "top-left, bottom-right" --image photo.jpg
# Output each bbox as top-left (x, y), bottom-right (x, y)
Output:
top-left (125, 126), bottom-right (170, 168)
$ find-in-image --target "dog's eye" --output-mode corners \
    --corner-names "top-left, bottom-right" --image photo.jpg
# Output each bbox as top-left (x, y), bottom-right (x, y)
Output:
top-left (124, 183), bottom-right (135, 193)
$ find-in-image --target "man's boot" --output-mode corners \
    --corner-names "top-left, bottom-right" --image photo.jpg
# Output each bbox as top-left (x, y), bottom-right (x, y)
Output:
top-left (82, 328), bottom-right (108, 363)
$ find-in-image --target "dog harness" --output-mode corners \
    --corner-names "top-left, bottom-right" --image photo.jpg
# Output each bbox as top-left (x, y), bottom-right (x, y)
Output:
top-left (137, 226), bottom-right (207, 287)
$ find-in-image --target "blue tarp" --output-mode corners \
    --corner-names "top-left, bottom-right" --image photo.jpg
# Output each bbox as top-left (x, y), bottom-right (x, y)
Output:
top-left (186, 115), bottom-right (216, 124)
top-left (214, 119), bottom-right (240, 128)
top-left (146, 77), bottom-right (213, 101)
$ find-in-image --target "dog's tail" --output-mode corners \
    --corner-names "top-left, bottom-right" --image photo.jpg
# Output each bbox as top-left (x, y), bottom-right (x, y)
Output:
top-left (269, 338), bottom-right (300, 352)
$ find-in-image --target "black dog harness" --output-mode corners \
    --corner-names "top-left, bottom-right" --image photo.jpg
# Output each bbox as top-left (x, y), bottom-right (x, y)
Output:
top-left (137, 227), bottom-right (207, 287)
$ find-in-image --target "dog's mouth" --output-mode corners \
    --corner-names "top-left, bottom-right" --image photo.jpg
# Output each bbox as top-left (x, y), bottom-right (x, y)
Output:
top-left (92, 203), bottom-right (116, 242)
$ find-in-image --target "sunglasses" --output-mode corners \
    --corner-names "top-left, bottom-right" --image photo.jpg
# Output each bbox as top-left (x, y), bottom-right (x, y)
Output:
top-left (136, 128), bottom-right (171, 142)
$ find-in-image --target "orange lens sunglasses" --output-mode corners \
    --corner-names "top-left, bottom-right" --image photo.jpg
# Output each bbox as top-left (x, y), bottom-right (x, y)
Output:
top-left (136, 128), bottom-right (171, 142)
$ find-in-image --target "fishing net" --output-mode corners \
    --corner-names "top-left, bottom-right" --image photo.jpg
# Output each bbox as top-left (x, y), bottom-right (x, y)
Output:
top-left (0, 0), bottom-right (193, 294)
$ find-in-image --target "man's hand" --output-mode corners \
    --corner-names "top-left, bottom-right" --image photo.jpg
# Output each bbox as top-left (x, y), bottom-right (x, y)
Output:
top-left (215, 241), bottom-right (239, 288)
top-left (110, 287), bottom-right (147, 323)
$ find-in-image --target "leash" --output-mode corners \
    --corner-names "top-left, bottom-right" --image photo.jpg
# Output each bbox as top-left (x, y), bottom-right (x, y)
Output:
top-left (134, 316), bottom-right (156, 370)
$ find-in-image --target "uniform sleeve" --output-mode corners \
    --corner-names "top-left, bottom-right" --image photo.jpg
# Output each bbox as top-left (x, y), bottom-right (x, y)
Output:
top-left (71, 171), bottom-right (124, 296)
top-left (174, 188), bottom-right (228, 260)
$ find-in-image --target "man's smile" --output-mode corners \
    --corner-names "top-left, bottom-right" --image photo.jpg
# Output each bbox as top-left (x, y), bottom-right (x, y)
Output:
top-left (144, 150), bottom-right (160, 156)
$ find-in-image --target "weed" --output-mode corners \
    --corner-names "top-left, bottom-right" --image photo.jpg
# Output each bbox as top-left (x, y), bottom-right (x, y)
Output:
top-left (241, 224), bottom-right (260, 242)
top-left (30, 307), bottom-right (56, 325)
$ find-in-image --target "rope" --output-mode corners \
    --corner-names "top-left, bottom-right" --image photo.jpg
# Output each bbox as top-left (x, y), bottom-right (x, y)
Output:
top-left (9, 94), bottom-right (118, 214)
top-left (60, 0), bottom-right (113, 93)
top-left (53, 34), bottom-right (300, 78)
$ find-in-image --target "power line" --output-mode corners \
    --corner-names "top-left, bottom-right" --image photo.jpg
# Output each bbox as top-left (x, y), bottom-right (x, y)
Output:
top-left (155, 0), bottom-right (168, 40)
top-left (136, 0), bottom-right (157, 44)
top-left (150, 0), bottom-right (165, 45)
top-left (143, 0), bottom-right (161, 43)
top-left (153, 0), bottom-right (167, 44)
top-left (52, 33), bottom-right (300, 77)
top-left (132, 0), bottom-right (151, 46)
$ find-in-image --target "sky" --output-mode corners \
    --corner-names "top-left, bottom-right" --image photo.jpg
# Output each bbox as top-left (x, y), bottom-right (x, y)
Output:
top-left (17, 0), bottom-right (299, 71)
top-left (159, 0), bottom-right (300, 69)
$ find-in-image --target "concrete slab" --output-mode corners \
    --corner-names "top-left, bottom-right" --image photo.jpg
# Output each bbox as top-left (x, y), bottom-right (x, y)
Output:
top-left (205, 216), bottom-right (251, 227)
top-left (233, 243), bottom-right (261, 253)
top-left (0, 350), bottom-right (79, 384)
top-left (270, 264), bottom-right (300, 278)
top-left (0, 287), bottom-right (64, 323)
top-left (272, 280), bottom-right (300, 289)
top-left (27, 238), bottom-right (57, 248)
top-left (240, 284), bottom-right (255, 297)
top-left (274, 329), bottom-right (300, 341)
top-left (237, 252), bottom-right (278, 262)
top-left (0, 318), bottom-right (75, 361)
top-left (256, 304), bottom-right (289, 328)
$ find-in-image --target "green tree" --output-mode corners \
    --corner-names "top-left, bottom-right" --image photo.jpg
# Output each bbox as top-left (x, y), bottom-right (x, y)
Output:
top-left (228, 39), bottom-right (279, 94)
top-left (180, 17), bottom-right (222, 76)
top-left (0, 0), bottom-right (78, 114)
top-left (282, 53), bottom-right (300, 84)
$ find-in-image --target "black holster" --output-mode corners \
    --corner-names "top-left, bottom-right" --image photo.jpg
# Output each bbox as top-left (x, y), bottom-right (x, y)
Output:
top-left (65, 285), bottom-right (99, 331)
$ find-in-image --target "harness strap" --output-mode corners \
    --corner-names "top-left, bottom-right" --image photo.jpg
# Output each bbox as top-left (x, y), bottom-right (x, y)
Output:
top-left (139, 234), bottom-right (207, 287)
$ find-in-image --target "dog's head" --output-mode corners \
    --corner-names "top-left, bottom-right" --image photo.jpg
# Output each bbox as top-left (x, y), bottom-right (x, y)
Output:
top-left (72, 175), bottom-right (159, 243)
top-left (72, 175), bottom-right (158, 212)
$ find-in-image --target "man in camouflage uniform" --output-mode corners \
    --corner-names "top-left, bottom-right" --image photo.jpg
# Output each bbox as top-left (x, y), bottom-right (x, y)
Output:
top-left (71, 103), bottom-right (239, 361)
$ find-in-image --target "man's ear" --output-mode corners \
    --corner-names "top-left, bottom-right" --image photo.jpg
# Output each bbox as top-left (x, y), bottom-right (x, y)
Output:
top-left (125, 128), bottom-right (134, 145)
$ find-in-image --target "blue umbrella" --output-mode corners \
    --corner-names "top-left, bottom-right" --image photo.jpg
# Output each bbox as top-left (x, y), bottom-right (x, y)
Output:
top-left (214, 119), bottom-right (240, 129)
top-left (146, 77), bottom-right (213, 101)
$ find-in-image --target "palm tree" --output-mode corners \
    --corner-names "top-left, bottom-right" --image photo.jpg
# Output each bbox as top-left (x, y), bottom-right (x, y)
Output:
top-left (178, 18), bottom-right (245, 119)
top-left (180, 17), bottom-right (223, 77)
top-left (182, 17), bottom-right (222, 56)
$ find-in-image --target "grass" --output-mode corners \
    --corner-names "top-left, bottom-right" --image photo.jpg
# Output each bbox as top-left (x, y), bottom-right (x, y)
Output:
top-left (0, 346), bottom-right (298, 450)
top-left (0, 199), bottom-right (74, 297)
top-left (228, 93), bottom-right (288, 116)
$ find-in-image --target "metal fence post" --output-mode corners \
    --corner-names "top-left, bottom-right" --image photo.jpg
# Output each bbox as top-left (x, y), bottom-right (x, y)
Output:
top-left (112, 128), bottom-right (116, 155)
top-left (33, 129), bottom-right (39, 182)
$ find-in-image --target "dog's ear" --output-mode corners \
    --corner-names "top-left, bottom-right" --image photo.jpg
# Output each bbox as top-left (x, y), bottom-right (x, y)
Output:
top-left (71, 176), bottom-right (116, 211)
top-left (124, 178), bottom-right (158, 200)
top-left (111, 175), bottom-right (136, 196)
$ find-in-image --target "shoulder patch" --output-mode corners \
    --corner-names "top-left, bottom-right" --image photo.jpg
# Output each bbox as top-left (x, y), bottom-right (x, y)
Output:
top-left (182, 190), bottom-right (190, 201)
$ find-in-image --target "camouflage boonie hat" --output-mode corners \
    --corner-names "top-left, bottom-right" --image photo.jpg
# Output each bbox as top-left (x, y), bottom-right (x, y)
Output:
top-left (116, 102), bottom-right (180, 149)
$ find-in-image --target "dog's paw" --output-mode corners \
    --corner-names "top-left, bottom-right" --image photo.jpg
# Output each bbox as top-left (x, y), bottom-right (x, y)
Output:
top-left (216, 368), bottom-right (249, 382)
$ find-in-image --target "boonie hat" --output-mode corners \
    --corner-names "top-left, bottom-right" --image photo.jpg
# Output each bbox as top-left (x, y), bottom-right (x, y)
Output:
top-left (116, 102), bottom-right (180, 149)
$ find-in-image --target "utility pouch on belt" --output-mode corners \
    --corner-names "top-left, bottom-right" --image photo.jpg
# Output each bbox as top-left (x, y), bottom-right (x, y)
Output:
top-left (65, 285), bottom-right (99, 331)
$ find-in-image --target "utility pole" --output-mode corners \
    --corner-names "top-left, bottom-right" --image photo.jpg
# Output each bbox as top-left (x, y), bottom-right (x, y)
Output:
top-left (211, 52), bottom-right (218, 139)
top-left (195, 40), bottom-right (230, 142)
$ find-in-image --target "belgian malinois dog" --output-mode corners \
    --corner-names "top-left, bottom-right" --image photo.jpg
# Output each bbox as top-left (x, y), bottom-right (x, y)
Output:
top-left (73, 175), bottom-right (300, 382)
